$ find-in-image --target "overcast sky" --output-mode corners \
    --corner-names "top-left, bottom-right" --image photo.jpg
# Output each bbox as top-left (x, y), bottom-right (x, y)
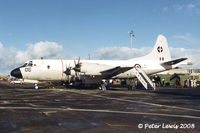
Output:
top-left (0, 0), bottom-right (200, 75)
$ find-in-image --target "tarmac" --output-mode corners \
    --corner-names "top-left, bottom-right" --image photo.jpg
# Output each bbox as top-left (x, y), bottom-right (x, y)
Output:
top-left (0, 80), bottom-right (200, 133)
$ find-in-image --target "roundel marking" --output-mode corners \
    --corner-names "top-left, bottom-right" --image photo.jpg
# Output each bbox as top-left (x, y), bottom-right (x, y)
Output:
top-left (157, 46), bottom-right (163, 53)
top-left (134, 64), bottom-right (141, 69)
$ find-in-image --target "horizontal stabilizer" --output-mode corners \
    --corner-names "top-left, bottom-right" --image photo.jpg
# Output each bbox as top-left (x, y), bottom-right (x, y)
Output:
top-left (161, 58), bottom-right (187, 66)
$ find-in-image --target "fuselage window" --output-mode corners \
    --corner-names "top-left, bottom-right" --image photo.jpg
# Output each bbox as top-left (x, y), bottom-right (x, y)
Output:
top-left (47, 65), bottom-right (50, 69)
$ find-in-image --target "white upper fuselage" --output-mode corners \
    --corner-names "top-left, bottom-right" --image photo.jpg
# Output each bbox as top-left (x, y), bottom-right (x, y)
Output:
top-left (20, 59), bottom-right (165, 81)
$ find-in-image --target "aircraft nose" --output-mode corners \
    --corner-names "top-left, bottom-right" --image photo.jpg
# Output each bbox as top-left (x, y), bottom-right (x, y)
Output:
top-left (11, 68), bottom-right (22, 78)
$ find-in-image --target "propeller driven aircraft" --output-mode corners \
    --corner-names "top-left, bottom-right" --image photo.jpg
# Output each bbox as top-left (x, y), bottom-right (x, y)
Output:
top-left (11, 35), bottom-right (187, 89)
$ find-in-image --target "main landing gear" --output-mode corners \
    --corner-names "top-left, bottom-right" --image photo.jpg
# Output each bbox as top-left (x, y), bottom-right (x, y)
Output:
top-left (98, 80), bottom-right (109, 91)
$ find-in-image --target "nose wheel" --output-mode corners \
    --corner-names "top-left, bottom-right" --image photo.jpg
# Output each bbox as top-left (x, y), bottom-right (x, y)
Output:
top-left (35, 84), bottom-right (38, 89)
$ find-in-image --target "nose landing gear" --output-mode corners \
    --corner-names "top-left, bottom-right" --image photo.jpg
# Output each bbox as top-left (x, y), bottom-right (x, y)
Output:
top-left (35, 84), bottom-right (38, 89)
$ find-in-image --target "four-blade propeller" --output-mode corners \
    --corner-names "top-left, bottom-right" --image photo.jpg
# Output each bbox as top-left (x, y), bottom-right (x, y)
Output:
top-left (64, 63), bottom-right (72, 75)
top-left (73, 57), bottom-right (82, 72)
top-left (63, 57), bottom-right (82, 78)
top-left (73, 57), bottom-right (82, 78)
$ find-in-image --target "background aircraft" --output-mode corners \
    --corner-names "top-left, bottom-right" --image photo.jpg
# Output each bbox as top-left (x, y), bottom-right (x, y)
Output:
top-left (11, 35), bottom-right (187, 89)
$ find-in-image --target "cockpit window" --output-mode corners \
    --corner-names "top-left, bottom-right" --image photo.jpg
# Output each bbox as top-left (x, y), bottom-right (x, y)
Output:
top-left (27, 63), bottom-right (33, 67)
top-left (21, 63), bottom-right (28, 67)
top-left (20, 61), bottom-right (33, 67)
top-left (27, 61), bottom-right (33, 67)
top-left (26, 61), bottom-right (33, 67)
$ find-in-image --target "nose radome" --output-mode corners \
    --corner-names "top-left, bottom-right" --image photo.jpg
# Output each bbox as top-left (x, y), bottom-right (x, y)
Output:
top-left (10, 68), bottom-right (22, 78)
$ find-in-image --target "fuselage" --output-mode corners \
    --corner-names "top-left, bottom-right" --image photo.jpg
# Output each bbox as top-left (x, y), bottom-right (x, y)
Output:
top-left (18, 59), bottom-right (166, 81)
top-left (10, 34), bottom-right (187, 88)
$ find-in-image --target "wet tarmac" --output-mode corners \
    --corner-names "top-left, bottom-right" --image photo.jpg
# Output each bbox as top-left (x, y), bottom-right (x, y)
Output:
top-left (0, 80), bottom-right (200, 133)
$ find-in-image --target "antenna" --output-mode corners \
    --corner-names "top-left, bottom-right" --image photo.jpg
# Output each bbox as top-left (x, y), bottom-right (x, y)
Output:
top-left (128, 30), bottom-right (135, 50)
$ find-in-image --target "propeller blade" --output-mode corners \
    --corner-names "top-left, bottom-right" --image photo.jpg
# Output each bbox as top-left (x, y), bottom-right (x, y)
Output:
top-left (73, 57), bottom-right (81, 72)
top-left (78, 57), bottom-right (80, 64)
top-left (64, 62), bottom-right (72, 75)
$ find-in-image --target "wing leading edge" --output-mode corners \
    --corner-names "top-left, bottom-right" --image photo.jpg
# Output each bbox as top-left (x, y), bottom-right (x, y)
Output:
top-left (100, 66), bottom-right (133, 79)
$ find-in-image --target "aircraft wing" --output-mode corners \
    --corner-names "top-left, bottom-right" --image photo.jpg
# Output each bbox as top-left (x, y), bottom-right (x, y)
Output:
top-left (100, 66), bottom-right (133, 79)
top-left (161, 58), bottom-right (187, 66)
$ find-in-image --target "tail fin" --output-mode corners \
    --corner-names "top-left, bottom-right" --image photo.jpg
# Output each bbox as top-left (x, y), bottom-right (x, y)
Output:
top-left (140, 34), bottom-right (171, 62)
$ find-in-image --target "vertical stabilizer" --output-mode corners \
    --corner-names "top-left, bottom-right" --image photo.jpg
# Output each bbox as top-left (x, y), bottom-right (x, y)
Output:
top-left (135, 35), bottom-right (171, 62)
